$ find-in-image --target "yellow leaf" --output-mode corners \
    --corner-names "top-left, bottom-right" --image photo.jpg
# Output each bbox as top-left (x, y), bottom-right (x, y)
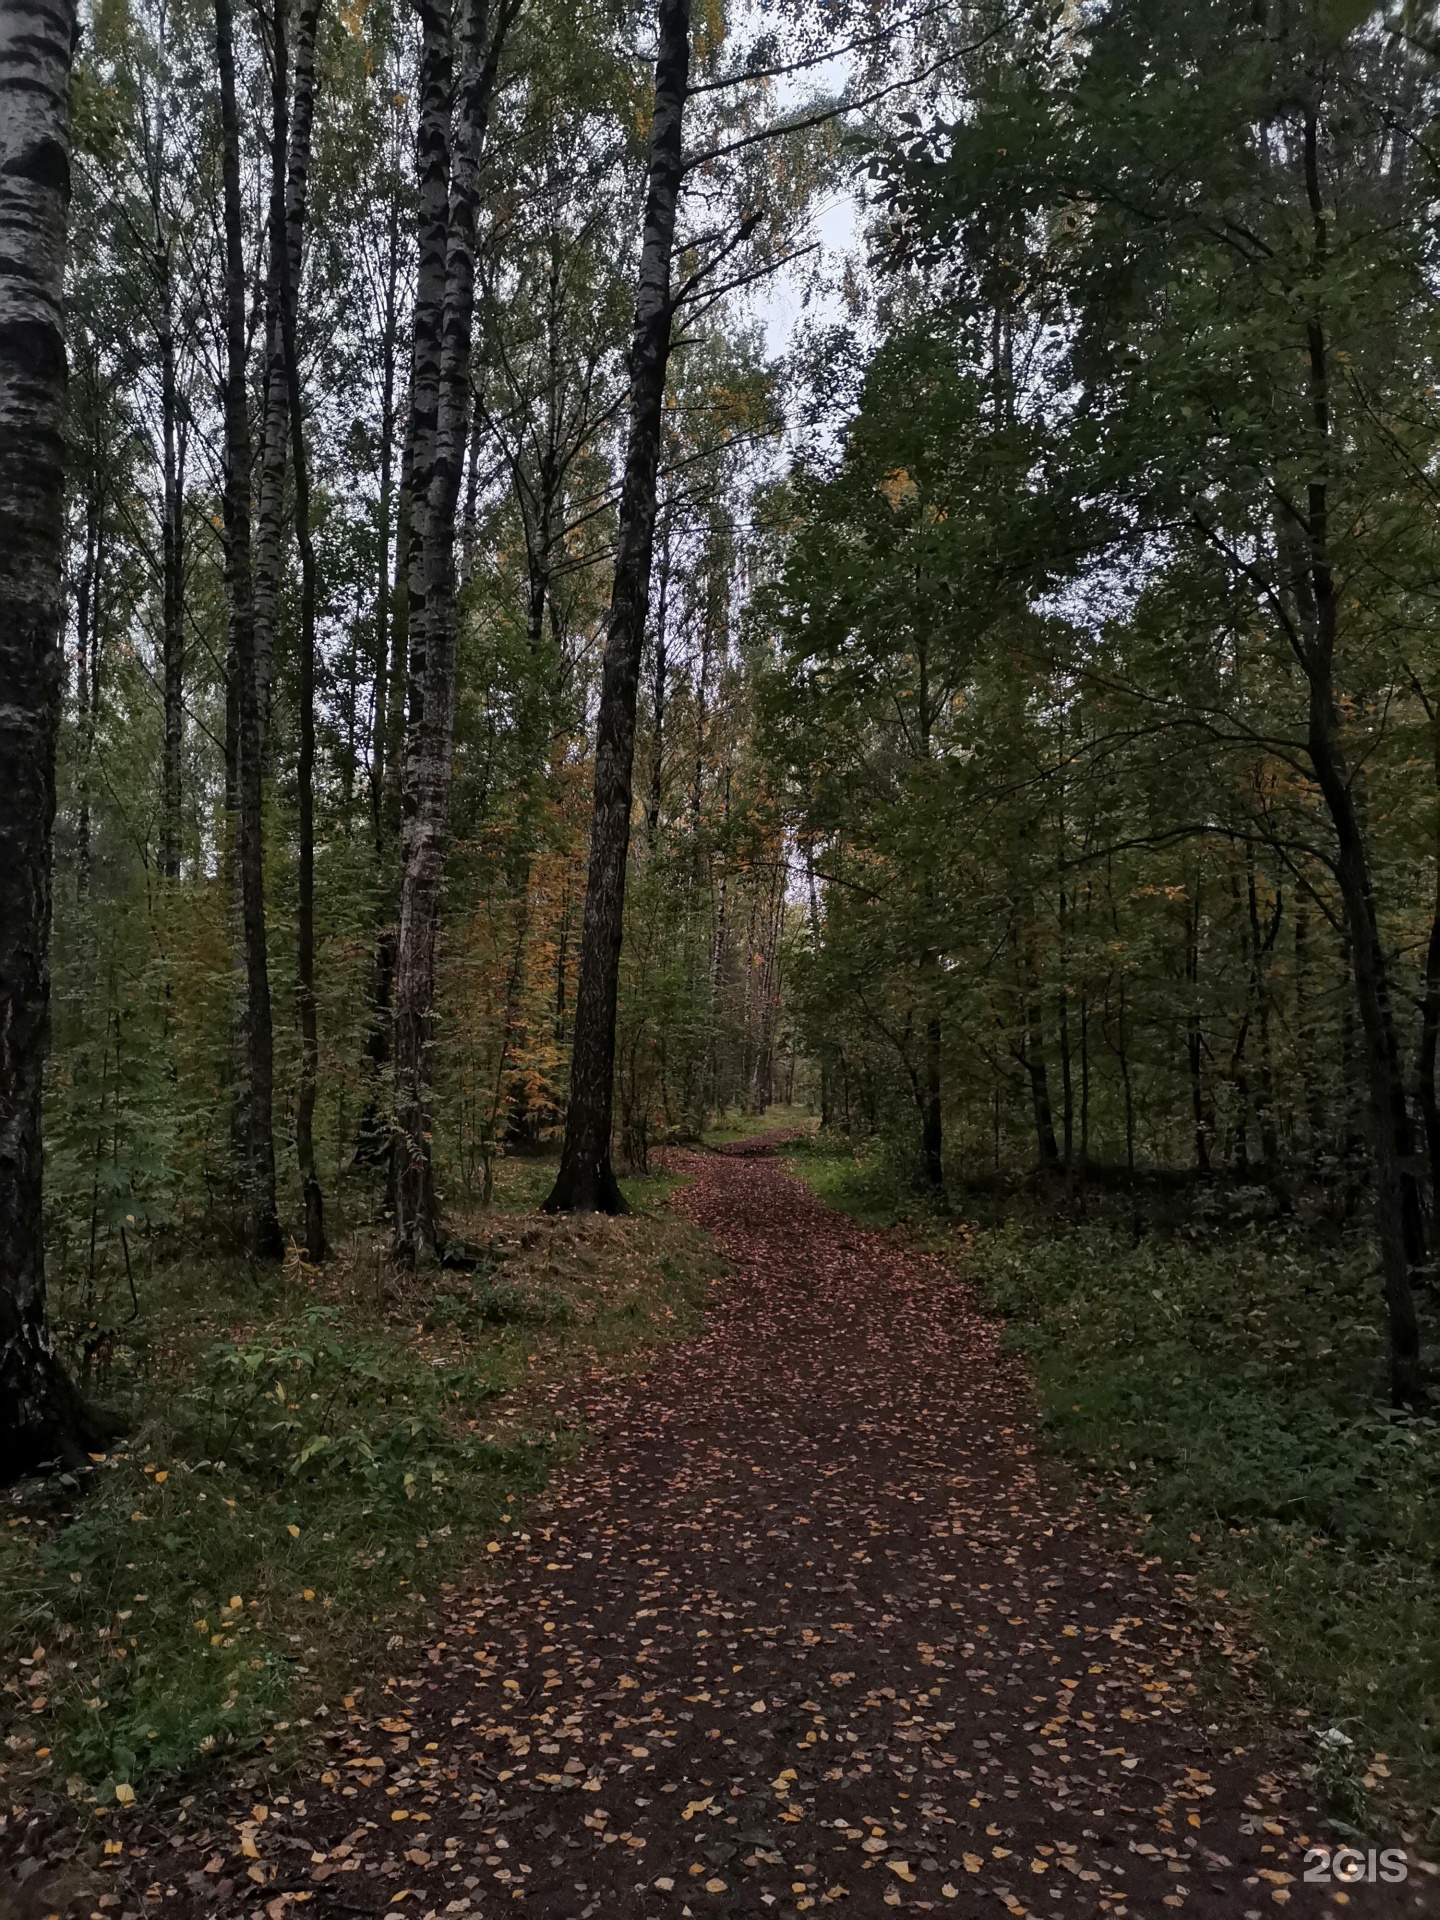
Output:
top-left (114, 1782), bottom-right (135, 1806)
top-left (963, 1854), bottom-right (984, 1873)
top-left (287, 1524), bottom-right (300, 1539)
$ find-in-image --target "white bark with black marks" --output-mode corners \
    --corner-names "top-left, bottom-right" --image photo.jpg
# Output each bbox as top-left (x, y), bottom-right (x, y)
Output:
top-left (391, 0), bottom-right (515, 1263)
top-left (0, 0), bottom-right (116, 1477)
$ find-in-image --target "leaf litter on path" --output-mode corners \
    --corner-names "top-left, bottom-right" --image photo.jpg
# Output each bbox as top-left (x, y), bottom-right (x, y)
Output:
top-left (25, 1143), bottom-right (1432, 1918)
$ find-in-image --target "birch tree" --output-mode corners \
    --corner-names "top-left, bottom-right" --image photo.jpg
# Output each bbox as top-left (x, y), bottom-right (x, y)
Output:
top-left (391, 0), bottom-right (519, 1262)
top-left (0, 0), bottom-right (113, 1476)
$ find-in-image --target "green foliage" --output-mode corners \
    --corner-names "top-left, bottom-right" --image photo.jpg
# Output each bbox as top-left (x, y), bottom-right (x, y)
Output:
top-left (2, 1311), bottom-right (544, 1798)
top-left (786, 1145), bottom-right (1440, 1830)
top-left (784, 1130), bottom-right (948, 1229)
top-left (423, 1272), bottom-right (572, 1330)
top-left (1, 1180), bottom-right (721, 1801)
top-left (972, 1218), bottom-right (1440, 1831)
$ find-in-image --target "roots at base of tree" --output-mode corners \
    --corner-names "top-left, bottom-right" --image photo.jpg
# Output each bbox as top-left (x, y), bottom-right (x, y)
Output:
top-left (542, 1153), bottom-right (630, 1216)
top-left (0, 1352), bottom-right (124, 1488)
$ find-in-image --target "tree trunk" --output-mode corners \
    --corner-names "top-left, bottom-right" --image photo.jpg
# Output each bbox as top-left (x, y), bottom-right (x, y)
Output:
top-left (354, 359), bottom-right (408, 1174)
top-left (1308, 683), bottom-right (1423, 1400)
top-left (1291, 108), bottom-right (1421, 1402)
top-left (1186, 870), bottom-right (1210, 1173)
top-left (217, 0), bottom-right (282, 1261)
top-left (544, 0), bottom-right (691, 1212)
top-left (73, 475), bottom-right (99, 896)
top-left (645, 503), bottom-right (672, 848)
top-left (252, 0), bottom-right (293, 759)
top-left (0, 0), bottom-right (117, 1479)
top-left (921, 1013), bottom-right (943, 1193)
top-left (1025, 995), bottom-right (1060, 1173)
top-left (1244, 846), bottom-right (1282, 1171)
top-left (391, 0), bottom-right (511, 1262)
top-left (1416, 732), bottom-right (1440, 1247)
top-left (1020, 910), bottom-right (1059, 1172)
top-left (159, 292), bottom-right (184, 879)
top-left (1293, 899), bottom-right (1327, 1150)
top-left (278, 0), bottom-right (325, 1259)
top-left (369, 215), bottom-right (401, 855)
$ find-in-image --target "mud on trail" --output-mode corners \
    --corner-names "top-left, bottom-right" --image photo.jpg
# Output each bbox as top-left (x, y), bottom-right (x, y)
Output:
top-left (79, 1146), bottom-right (1431, 1916)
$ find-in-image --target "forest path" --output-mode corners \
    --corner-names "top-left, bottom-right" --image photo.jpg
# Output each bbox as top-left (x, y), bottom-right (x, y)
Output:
top-left (165, 1144), bottom-right (1386, 1920)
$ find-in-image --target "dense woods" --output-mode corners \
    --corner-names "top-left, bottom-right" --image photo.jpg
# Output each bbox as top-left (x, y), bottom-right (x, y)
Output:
top-left (4, 0), bottom-right (831, 1467)
top-left (5, 0), bottom-right (1440, 1852)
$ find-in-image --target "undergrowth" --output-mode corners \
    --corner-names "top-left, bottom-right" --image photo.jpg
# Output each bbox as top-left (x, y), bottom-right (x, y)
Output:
top-left (701, 1102), bottom-right (815, 1147)
top-left (1, 1158), bottom-right (720, 1808)
top-left (787, 1132), bottom-right (1440, 1845)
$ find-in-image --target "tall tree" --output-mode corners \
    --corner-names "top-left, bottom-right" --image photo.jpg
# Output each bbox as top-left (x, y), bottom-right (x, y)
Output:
top-left (279, 0), bottom-right (326, 1259)
top-left (217, 0), bottom-right (282, 1259)
top-left (544, 0), bottom-right (691, 1212)
top-left (391, 0), bottom-right (517, 1261)
top-left (0, 0), bottom-right (113, 1477)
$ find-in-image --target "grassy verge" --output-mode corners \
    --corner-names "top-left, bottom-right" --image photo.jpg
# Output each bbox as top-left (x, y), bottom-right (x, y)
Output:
top-left (1, 1158), bottom-right (722, 1811)
top-left (700, 1103), bottom-right (816, 1147)
top-left (785, 1133), bottom-right (1440, 1846)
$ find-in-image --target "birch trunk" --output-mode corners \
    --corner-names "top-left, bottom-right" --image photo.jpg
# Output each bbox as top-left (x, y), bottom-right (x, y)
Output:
top-left (544, 0), bottom-right (691, 1213)
top-left (252, 0), bottom-right (292, 756)
top-left (73, 480), bottom-right (99, 895)
top-left (391, 0), bottom-right (511, 1262)
top-left (0, 0), bottom-right (116, 1478)
top-left (217, 0), bottom-right (282, 1260)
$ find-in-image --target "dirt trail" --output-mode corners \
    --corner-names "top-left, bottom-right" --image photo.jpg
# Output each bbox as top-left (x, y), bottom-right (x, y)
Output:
top-left (150, 1144), bottom-right (1417, 1918)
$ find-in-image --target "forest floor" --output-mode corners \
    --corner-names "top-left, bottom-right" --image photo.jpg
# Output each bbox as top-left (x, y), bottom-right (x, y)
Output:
top-left (5, 1136), bottom-right (1430, 1920)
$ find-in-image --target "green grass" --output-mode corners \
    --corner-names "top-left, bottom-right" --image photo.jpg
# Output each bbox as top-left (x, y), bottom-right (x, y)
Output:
top-left (783, 1129), bottom-right (945, 1228)
top-left (701, 1102), bottom-right (817, 1147)
top-left (0, 1162), bottom-right (722, 1809)
top-left (786, 1135), bottom-right (1440, 1844)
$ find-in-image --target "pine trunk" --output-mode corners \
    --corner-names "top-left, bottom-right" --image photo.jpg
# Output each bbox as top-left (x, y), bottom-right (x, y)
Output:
top-left (0, 0), bottom-right (117, 1479)
top-left (544, 0), bottom-right (691, 1214)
